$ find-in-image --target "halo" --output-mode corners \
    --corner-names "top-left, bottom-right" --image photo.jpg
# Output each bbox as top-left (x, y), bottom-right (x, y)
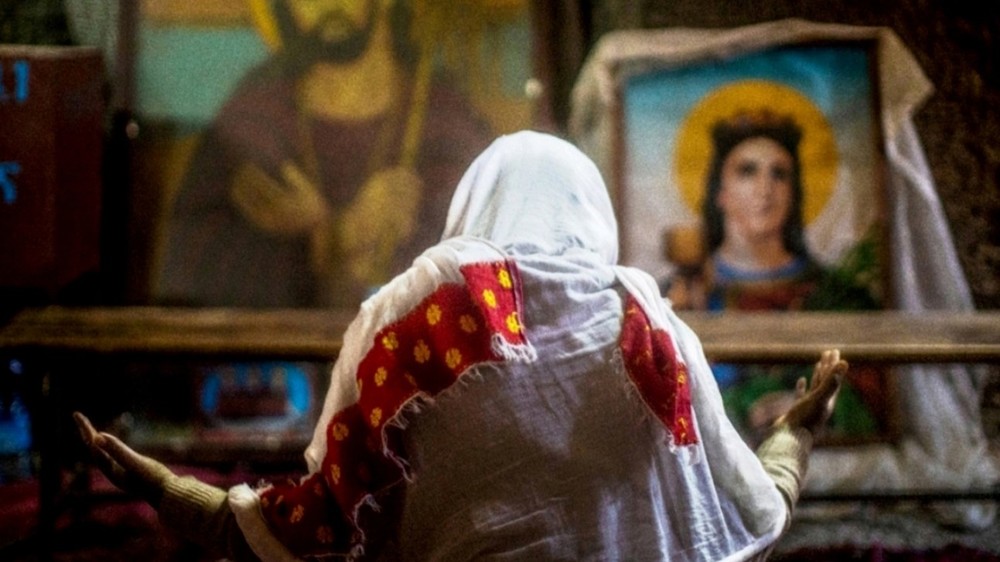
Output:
top-left (248, 0), bottom-right (283, 51)
top-left (672, 80), bottom-right (838, 225)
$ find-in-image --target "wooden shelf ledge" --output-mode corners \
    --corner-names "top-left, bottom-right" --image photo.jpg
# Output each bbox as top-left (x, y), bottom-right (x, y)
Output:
top-left (1, 306), bottom-right (999, 364)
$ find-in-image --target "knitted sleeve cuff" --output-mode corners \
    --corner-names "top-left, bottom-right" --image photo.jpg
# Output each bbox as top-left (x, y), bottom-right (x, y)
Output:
top-left (159, 475), bottom-right (230, 543)
top-left (755, 424), bottom-right (814, 529)
top-left (159, 476), bottom-right (263, 561)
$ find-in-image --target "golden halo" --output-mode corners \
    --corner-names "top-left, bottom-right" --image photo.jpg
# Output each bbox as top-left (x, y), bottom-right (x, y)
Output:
top-left (672, 80), bottom-right (838, 225)
top-left (248, 0), bottom-right (283, 51)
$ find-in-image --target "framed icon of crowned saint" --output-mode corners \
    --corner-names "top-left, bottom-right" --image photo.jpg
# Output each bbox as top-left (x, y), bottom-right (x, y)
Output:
top-left (572, 24), bottom-right (898, 446)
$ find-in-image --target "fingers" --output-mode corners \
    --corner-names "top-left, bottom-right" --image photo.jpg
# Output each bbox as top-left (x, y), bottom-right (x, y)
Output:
top-left (100, 431), bottom-right (173, 484)
top-left (92, 444), bottom-right (130, 483)
top-left (281, 162), bottom-right (313, 196)
top-left (830, 350), bottom-right (848, 375)
top-left (774, 350), bottom-right (850, 434)
top-left (74, 412), bottom-right (118, 468)
top-left (814, 350), bottom-right (847, 380)
top-left (97, 431), bottom-right (150, 474)
top-left (73, 413), bottom-right (131, 472)
top-left (74, 412), bottom-right (130, 485)
top-left (826, 348), bottom-right (839, 366)
top-left (810, 349), bottom-right (846, 404)
top-left (281, 162), bottom-right (328, 215)
top-left (73, 411), bottom-right (101, 447)
top-left (815, 349), bottom-right (838, 373)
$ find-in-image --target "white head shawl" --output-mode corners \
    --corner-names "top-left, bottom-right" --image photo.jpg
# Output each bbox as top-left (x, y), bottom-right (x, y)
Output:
top-left (231, 131), bottom-right (787, 562)
top-left (442, 130), bottom-right (618, 264)
top-left (444, 130), bottom-right (789, 559)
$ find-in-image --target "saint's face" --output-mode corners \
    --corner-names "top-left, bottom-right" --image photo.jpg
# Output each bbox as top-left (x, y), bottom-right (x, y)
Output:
top-left (716, 136), bottom-right (795, 245)
top-left (279, 0), bottom-right (381, 63)
top-left (285, 0), bottom-right (376, 45)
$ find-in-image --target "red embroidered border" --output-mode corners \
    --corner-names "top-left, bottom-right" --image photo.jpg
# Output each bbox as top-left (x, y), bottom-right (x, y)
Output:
top-left (619, 294), bottom-right (698, 447)
top-left (259, 260), bottom-right (528, 556)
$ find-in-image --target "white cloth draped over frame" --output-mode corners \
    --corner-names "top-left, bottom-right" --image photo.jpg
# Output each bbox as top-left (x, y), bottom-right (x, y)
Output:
top-left (228, 131), bottom-right (788, 560)
top-left (569, 18), bottom-right (998, 529)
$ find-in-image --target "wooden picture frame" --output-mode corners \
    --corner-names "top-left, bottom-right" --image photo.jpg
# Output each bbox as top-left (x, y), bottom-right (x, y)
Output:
top-left (112, 0), bottom-right (537, 459)
top-left (126, 0), bottom-right (537, 309)
top-left (612, 39), bottom-right (897, 446)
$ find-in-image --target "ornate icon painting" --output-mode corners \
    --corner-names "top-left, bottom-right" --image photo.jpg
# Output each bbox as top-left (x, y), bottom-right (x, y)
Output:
top-left (131, 0), bottom-right (536, 309)
top-left (117, 0), bottom-right (536, 455)
top-left (620, 41), bottom-right (895, 445)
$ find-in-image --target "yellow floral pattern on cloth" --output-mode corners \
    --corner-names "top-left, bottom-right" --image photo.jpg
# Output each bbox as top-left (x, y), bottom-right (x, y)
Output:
top-left (256, 472), bottom-right (351, 556)
top-left (619, 294), bottom-right (698, 448)
top-left (482, 289), bottom-right (497, 308)
top-left (257, 260), bottom-right (532, 558)
top-left (382, 331), bottom-right (399, 351)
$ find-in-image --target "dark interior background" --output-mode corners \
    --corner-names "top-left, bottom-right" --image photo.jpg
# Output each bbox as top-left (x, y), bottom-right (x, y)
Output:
top-left (536, 0), bottom-right (1000, 309)
top-left (4, 0), bottom-right (998, 309)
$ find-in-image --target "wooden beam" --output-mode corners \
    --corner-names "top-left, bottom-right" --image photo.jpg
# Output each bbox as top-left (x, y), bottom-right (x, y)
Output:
top-left (2, 307), bottom-right (999, 364)
top-left (680, 311), bottom-right (1000, 364)
top-left (0, 306), bottom-right (353, 360)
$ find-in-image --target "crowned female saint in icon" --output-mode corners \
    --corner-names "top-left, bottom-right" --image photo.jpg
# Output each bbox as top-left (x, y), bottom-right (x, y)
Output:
top-left (665, 81), bottom-right (879, 314)
top-left (663, 81), bottom-right (882, 443)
